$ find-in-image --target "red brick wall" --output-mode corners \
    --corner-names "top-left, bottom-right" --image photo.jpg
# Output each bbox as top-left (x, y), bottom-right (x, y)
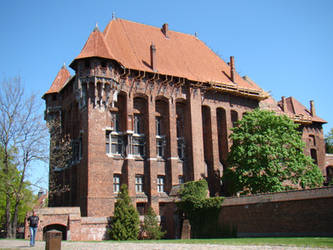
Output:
top-left (219, 187), bottom-right (333, 237)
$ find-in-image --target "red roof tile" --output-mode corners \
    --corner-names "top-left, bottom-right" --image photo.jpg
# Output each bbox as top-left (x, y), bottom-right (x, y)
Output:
top-left (72, 18), bottom-right (262, 92)
top-left (44, 65), bottom-right (71, 95)
top-left (279, 97), bottom-right (326, 123)
top-left (261, 96), bottom-right (326, 124)
top-left (75, 27), bottom-right (115, 61)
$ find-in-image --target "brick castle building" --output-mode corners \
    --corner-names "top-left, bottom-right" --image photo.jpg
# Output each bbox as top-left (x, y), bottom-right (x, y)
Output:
top-left (42, 18), bottom-right (329, 238)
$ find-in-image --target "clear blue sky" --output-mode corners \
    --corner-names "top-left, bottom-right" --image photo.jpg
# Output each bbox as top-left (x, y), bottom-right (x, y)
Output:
top-left (1, 0), bottom-right (332, 191)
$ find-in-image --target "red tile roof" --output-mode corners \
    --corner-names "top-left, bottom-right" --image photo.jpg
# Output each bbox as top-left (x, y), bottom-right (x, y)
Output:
top-left (75, 27), bottom-right (115, 61)
top-left (260, 96), bottom-right (326, 124)
top-left (44, 65), bottom-right (71, 95)
top-left (71, 18), bottom-right (262, 92)
top-left (278, 97), bottom-right (326, 123)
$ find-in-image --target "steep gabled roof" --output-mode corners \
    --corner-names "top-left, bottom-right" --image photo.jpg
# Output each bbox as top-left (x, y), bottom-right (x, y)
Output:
top-left (71, 18), bottom-right (262, 92)
top-left (74, 27), bottom-right (115, 61)
top-left (44, 65), bottom-right (71, 96)
top-left (261, 96), bottom-right (326, 124)
top-left (278, 97), bottom-right (326, 124)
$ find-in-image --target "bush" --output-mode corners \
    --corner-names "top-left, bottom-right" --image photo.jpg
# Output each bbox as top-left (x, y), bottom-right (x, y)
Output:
top-left (142, 207), bottom-right (165, 240)
top-left (176, 179), bottom-right (225, 238)
top-left (109, 184), bottom-right (140, 240)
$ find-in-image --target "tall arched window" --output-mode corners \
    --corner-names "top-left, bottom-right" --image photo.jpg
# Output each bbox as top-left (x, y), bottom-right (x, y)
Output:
top-left (155, 99), bottom-right (168, 159)
top-left (133, 97), bottom-right (147, 158)
top-left (176, 102), bottom-right (186, 160)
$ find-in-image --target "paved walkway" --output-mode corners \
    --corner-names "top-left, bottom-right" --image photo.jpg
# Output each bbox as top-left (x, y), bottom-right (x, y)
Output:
top-left (0, 239), bottom-right (329, 250)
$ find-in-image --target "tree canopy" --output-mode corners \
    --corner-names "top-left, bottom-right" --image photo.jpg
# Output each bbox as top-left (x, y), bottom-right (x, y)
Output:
top-left (109, 184), bottom-right (140, 240)
top-left (0, 77), bottom-right (48, 238)
top-left (142, 207), bottom-right (165, 240)
top-left (325, 128), bottom-right (333, 154)
top-left (223, 109), bottom-right (323, 195)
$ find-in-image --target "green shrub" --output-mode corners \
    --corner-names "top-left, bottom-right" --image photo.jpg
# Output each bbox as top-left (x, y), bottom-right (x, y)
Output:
top-left (109, 184), bottom-right (140, 240)
top-left (176, 179), bottom-right (225, 238)
top-left (143, 207), bottom-right (165, 240)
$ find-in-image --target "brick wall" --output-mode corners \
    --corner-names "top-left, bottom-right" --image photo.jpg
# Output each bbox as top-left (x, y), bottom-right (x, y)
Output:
top-left (218, 187), bottom-right (333, 237)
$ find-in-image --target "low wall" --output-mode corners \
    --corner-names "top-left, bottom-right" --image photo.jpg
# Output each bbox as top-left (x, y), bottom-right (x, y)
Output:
top-left (219, 187), bottom-right (333, 237)
top-left (24, 207), bottom-right (110, 241)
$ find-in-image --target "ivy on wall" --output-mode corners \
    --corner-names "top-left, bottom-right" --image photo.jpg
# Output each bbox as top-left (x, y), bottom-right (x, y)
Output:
top-left (176, 179), bottom-right (232, 238)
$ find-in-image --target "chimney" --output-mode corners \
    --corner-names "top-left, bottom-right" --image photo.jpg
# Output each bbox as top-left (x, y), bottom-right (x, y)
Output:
top-left (281, 96), bottom-right (287, 111)
top-left (310, 100), bottom-right (316, 116)
top-left (150, 43), bottom-right (156, 72)
top-left (230, 56), bottom-right (235, 82)
top-left (162, 23), bottom-right (169, 38)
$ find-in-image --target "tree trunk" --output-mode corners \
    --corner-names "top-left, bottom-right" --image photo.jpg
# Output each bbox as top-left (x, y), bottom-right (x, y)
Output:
top-left (11, 201), bottom-right (19, 239)
top-left (5, 193), bottom-right (12, 238)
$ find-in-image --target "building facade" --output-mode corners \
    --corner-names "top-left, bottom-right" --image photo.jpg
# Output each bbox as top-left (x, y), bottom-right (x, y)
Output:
top-left (43, 18), bottom-right (328, 238)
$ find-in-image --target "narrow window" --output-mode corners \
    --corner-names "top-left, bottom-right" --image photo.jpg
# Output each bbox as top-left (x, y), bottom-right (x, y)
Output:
top-left (309, 135), bottom-right (316, 146)
top-left (176, 117), bottom-right (185, 160)
top-left (133, 114), bottom-right (145, 157)
top-left (111, 135), bottom-right (123, 155)
top-left (106, 130), bottom-right (111, 154)
top-left (156, 116), bottom-right (162, 136)
top-left (310, 149), bottom-right (318, 165)
top-left (178, 176), bottom-right (184, 184)
top-left (157, 176), bottom-right (165, 193)
top-left (113, 174), bottom-right (120, 193)
top-left (72, 139), bottom-right (81, 163)
top-left (111, 112), bottom-right (120, 132)
top-left (134, 114), bottom-right (143, 134)
top-left (135, 175), bottom-right (143, 193)
top-left (156, 116), bottom-right (166, 158)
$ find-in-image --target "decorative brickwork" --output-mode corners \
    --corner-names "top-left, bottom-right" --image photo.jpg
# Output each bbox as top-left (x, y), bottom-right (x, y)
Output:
top-left (41, 18), bottom-right (328, 240)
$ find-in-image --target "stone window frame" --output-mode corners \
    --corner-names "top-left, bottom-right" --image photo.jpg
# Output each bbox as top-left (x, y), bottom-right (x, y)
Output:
top-left (105, 129), bottom-right (125, 157)
top-left (156, 116), bottom-right (166, 159)
top-left (132, 114), bottom-right (145, 158)
top-left (176, 117), bottom-right (185, 161)
top-left (135, 175), bottom-right (144, 193)
top-left (157, 176), bottom-right (165, 193)
top-left (113, 174), bottom-right (121, 193)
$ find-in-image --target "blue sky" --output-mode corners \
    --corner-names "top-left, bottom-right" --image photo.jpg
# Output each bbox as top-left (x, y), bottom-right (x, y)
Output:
top-left (1, 0), bottom-right (332, 191)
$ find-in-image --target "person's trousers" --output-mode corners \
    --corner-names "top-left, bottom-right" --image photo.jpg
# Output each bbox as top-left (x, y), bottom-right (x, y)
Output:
top-left (29, 226), bottom-right (37, 246)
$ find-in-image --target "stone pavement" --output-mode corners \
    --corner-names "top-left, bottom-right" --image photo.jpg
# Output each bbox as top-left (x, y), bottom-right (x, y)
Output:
top-left (0, 239), bottom-right (329, 250)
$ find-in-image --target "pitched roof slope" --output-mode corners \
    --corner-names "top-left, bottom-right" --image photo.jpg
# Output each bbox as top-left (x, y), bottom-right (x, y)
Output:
top-left (44, 65), bottom-right (71, 95)
top-left (73, 18), bottom-right (261, 91)
top-left (278, 97), bottom-right (326, 123)
top-left (261, 96), bottom-right (326, 124)
top-left (75, 27), bottom-right (115, 61)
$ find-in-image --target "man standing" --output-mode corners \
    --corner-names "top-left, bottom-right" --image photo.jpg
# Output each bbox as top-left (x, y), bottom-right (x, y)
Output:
top-left (27, 210), bottom-right (39, 247)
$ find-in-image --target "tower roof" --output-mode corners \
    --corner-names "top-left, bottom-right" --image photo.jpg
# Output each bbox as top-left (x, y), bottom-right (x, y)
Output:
top-left (71, 18), bottom-right (262, 92)
top-left (43, 65), bottom-right (71, 97)
top-left (74, 26), bottom-right (115, 61)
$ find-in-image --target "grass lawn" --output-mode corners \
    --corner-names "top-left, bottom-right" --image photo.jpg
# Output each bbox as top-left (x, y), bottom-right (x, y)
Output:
top-left (109, 237), bottom-right (333, 248)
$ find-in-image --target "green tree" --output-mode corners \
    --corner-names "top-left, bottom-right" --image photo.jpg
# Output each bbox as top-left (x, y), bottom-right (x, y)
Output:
top-left (109, 184), bottom-right (140, 240)
top-left (0, 147), bottom-right (37, 232)
top-left (176, 180), bottom-right (224, 238)
top-left (0, 77), bottom-right (48, 238)
top-left (142, 207), bottom-right (165, 240)
top-left (224, 109), bottom-right (323, 195)
top-left (325, 128), bottom-right (333, 154)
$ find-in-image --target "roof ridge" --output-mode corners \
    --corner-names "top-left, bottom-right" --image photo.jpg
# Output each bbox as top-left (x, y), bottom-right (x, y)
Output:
top-left (112, 18), bottom-right (199, 39)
